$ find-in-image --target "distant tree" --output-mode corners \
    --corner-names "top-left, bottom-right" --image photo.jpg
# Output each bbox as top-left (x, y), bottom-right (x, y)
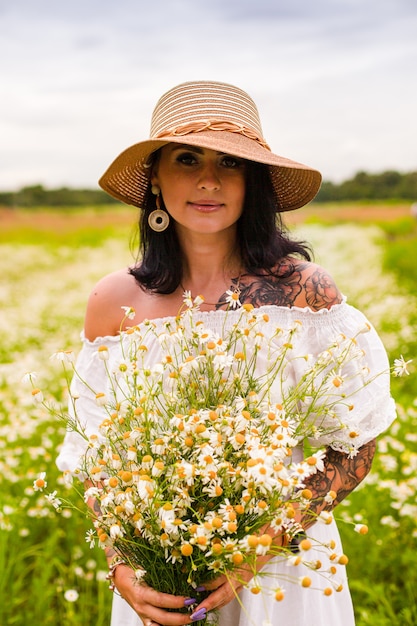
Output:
top-left (0, 191), bottom-right (14, 206)
top-left (399, 172), bottom-right (417, 199)
top-left (17, 185), bottom-right (49, 206)
top-left (316, 170), bottom-right (417, 202)
top-left (0, 185), bottom-right (119, 208)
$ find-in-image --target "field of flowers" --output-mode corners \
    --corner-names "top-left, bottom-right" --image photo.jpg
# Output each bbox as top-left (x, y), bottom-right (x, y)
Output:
top-left (0, 205), bottom-right (416, 625)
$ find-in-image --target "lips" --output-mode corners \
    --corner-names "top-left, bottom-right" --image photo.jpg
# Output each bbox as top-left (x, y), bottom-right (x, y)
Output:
top-left (188, 200), bottom-right (223, 212)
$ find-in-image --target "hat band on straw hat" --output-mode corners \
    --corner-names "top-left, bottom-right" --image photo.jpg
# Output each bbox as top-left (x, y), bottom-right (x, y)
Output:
top-left (154, 119), bottom-right (271, 151)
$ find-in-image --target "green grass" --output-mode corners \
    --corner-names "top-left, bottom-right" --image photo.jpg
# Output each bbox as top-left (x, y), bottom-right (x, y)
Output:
top-left (379, 217), bottom-right (417, 295)
top-left (1, 206), bottom-right (416, 625)
top-left (0, 205), bottom-right (137, 246)
top-left (335, 217), bottom-right (417, 624)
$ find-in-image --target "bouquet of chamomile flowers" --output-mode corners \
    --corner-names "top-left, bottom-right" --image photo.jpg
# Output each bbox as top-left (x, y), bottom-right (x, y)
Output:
top-left (29, 295), bottom-right (408, 623)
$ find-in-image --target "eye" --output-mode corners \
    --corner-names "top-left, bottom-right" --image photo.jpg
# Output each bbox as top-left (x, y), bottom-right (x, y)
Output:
top-left (176, 151), bottom-right (198, 166)
top-left (219, 155), bottom-right (244, 169)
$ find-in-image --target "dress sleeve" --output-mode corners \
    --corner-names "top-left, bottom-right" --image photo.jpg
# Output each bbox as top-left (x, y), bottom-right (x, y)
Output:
top-left (290, 301), bottom-right (397, 452)
top-left (56, 334), bottom-right (120, 473)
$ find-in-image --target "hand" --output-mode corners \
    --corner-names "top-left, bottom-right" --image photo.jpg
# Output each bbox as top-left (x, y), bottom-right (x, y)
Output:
top-left (186, 566), bottom-right (260, 620)
top-left (197, 571), bottom-right (250, 612)
top-left (113, 565), bottom-right (198, 626)
top-left (190, 532), bottom-right (286, 617)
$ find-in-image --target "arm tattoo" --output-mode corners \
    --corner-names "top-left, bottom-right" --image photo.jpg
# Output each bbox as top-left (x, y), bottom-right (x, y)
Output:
top-left (303, 268), bottom-right (342, 310)
top-left (301, 439), bottom-right (376, 528)
top-left (92, 499), bottom-right (102, 516)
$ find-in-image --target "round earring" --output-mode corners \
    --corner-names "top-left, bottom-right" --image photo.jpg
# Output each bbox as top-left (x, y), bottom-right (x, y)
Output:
top-left (148, 209), bottom-right (170, 232)
top-left (151, 184), bottom-right (161, 208)
top-left (149, 184), bottom-right (169, 231)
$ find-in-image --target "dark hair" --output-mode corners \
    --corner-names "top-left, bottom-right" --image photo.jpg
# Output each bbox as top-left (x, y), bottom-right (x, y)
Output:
top-left (129, 158), bottom-right (312, 293)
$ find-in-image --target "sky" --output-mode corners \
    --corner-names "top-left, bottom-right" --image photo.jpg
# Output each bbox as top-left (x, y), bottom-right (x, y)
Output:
top-left (1, 0), bottom-right (416, 191)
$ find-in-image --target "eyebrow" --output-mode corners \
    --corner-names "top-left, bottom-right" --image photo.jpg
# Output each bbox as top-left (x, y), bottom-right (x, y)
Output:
top-left (170, 144), bottom-right (227, 156)
top-left (170, 145), bottom-right (205, 154)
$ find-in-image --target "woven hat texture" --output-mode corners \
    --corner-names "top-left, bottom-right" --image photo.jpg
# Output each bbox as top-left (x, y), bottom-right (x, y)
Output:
top-left (99, 81), bottom-right (322, 212)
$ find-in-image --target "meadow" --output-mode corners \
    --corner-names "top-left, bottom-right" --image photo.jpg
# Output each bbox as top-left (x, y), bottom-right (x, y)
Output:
top-left (0, 202), bottom-right (416, 625)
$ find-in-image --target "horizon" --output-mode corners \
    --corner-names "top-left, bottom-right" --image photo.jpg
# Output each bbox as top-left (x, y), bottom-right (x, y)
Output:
top-left (1, 166), bottom-right (416, 195)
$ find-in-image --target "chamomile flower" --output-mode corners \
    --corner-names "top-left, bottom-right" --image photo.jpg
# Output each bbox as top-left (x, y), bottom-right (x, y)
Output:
top-left (182, 290), bottom-right (194, 308)
top-left (393, 355), bottom-right (412, 377)
top-left (21, 371), bottom-right (37, 384)
top-left (50, 350), bottom-right (75, 363)
top-left (225, 289), bottom-right (242, 309)
top-left (64, 589), bottom-right (79, 602)
top-left (121, 305), bottom-right (136, 319)
top-left (97, 345), bottom-right (110, 361)
top-left (354, 524), bottom-right (369, 535)
top-left (45, 491), bottom-right (62, 510)
top-left (33, 472), bottom-right (47, 491)
top-left (31, 388), bottom-right (44, 403)
top-left (110, 523), bottom-right (124, 539)
top-left (85, 529), bottom-right (96, 548)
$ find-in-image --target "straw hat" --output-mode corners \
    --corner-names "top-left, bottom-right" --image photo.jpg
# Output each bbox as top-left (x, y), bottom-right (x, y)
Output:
top-left (99, 81), bottom-right (322, 212)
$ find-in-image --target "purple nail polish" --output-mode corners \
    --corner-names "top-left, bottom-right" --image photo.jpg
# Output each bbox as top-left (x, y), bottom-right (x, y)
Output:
top-left (195, 585), bottom-right (206, 592)
top-left (184, 597), bottom-right (197, 607)
top-left (190, 607), bottom-right (207, 622)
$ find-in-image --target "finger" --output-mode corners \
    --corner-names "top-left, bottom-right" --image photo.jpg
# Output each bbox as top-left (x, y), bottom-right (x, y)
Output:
top-left (135, 593), bottom-right (199, 626)
top-left (136, 584), bottom-right (194, 611)
top-left (143, 608), bottom-right (193, 626)
top-left (114, 572), bottom-right (197, 624)
top-left (192, 580), bottom-right (242, 614)
top-left (202, 575), bottom-right (227, 591)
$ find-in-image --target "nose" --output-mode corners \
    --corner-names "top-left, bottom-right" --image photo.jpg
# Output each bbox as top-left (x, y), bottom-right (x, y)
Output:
top-left (197, 162), bottom-right (221, 191)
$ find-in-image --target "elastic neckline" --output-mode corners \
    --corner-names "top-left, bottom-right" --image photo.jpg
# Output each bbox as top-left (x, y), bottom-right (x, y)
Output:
top-left (81, 297), bottom-right (350, 345)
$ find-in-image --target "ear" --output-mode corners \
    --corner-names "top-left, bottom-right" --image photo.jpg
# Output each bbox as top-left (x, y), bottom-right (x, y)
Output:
top-left (150, 157), bottom-right (160, 187)
top-left (150, 171), bottom-right (159, 187)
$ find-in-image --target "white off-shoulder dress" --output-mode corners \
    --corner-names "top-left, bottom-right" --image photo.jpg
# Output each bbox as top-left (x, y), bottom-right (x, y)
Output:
top-left (57, 301), bottom-right (396, 626)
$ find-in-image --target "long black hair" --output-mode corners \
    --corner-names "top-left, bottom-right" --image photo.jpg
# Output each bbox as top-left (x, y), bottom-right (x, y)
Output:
top-left (129, 157), bottom-right (312, 293)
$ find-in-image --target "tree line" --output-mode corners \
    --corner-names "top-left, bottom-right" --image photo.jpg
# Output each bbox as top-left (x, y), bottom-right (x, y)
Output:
top-left (0, 185), bottom-right (118, 208)
top-left (0, 170), bottom-right (416, 207)
top-left (317, 170), bottom-right (417, 202)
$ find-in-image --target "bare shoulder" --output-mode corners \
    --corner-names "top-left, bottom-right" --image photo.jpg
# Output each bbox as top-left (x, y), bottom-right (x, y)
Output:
top-left (84, 268), bottom-right (141, 340)
top-left (288, 259), bottom-right (343, 311)
top-left (240, 258), bottom-right (343, 311)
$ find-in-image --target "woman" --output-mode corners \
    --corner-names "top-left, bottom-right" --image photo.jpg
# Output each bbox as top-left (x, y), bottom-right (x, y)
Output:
top-left (57, 81), bottom-right (396, 626)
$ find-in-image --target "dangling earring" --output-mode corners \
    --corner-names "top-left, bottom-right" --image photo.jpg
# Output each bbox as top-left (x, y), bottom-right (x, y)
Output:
top-left (148, 184), bottom-right (170, 232)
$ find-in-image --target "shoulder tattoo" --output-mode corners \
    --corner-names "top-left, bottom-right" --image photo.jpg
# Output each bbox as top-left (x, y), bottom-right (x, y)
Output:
top-left (222, 261), bottom-right (342, 310)
top-left (303, 267), bottom-right (343, 310)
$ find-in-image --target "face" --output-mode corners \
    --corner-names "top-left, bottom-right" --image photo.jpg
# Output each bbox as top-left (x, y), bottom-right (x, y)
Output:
top-left (151, 144), bottom-right (246, 236)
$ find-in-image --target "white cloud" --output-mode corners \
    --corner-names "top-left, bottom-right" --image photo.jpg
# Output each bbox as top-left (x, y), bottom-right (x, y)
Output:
top-left (1, 0), bottom-right (416, 189)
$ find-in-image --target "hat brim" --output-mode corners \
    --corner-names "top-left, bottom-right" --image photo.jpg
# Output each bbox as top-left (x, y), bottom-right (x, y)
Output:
top-left (98, 131), bottom-right (322, 212)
